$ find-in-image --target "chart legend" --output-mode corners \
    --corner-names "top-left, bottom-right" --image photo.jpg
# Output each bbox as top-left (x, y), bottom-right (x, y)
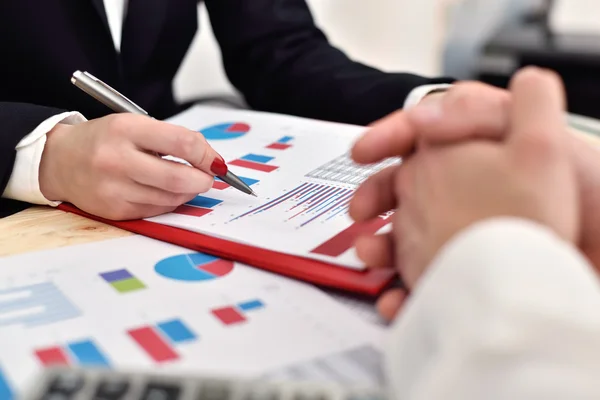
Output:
top-left (213, 176), bottom-right (259, 191)
top-left (230, 154), bottom-right (279, 172)
top-left (200, 122), bottom-right (250, 140)
top-left (230, 183), bottom-right (353, 227)
top-left (0, 282), bottom-right (81, 328)
top-left (266, 136), bottom-right (293, 150)
top-left (128, 318), bottom-right (197, 363)
top-left (155, 253), bottom-right (234, 282)
top-left (35, 339), bottom-right (111, 368)
top-left (211, 299), bottom-right (265, 326)
top-left (100, 269), bottom-right (146, 293)
top-left (0, 366), bottom-right (13, 400)
top-left (173, 195), bottom-right (223, 217)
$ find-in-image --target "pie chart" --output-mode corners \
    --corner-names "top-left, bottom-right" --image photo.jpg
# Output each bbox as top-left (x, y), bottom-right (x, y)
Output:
top-left (155, 253), bottom-right (234, 282)
top-left (199, 122), bottom-right (250, 140)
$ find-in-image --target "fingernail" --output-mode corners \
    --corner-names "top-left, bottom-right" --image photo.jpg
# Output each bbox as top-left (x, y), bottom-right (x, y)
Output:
top-left (409, 98), bottom-right (444, 124)
top-left (210, 157), bottom-right (228, 176)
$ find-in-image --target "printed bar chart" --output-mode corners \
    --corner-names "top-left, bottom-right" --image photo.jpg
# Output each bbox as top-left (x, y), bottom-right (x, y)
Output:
top-left (100, 269), bottom-right (146, 293)
top-left (230, 154), bottom-right (279, 172)
top-left (211, 299), bottom-right (265, 326)
top-left (0, 282), bottom-right (81, 328)
top-left (35, 339), bottom-right (111, 368)
top-left (128, 318), bottom-right (196, 363)
top-left (0, 366), bottom-right (13, 400)
top-left (173, 195), bottom-right (223, 218)
top-left (266, 136), bottom-right (293, 150)
top-left (311, 214), bottom-right (393, 257)
top-left (212, 176), bottom-right (259, 191)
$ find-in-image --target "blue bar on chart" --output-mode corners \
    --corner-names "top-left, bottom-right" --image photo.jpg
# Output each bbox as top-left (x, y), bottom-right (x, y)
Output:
top-left (238, 299), bottom-right (265, 311)
top-left (267, 136), bottom-right (294, 150)
top-left (0, 282), bottom-right (81, 328)
top-left (174, 195), bottom-right (223, 218)
top-left (230, 154), bottom-right (279, 172)
top-left (213, 176), bottom-right (259, 190)
top-left (67, 339), bottom-right (111, 367)
top-left (0, 366), bottom-right (13, 400)
top-left (157, 319), bottom-right (197, 343)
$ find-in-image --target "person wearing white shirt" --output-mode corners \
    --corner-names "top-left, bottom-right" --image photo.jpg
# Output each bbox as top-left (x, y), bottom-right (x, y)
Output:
top-left (0, 0), bottom-right (453, 219)
top-left (349, 67), bottom-right (600, 398)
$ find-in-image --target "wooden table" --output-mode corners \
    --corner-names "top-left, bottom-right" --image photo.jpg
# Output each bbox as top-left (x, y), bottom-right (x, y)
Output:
top-left (1, 122), bottom-right (599, 258)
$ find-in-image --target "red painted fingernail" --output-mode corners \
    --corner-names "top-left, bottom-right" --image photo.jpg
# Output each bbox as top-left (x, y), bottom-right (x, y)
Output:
top-left (210, 157), bottom-right (228, 176)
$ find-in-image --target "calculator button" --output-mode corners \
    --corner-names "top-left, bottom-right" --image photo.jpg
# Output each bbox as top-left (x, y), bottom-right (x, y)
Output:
top-left (139, 383), bottom-right (181, 400)
top-left (246, 390), bottom-right (278, 400)
top-left (197, 382), bottom-right (230, 400)
top-left (47, 372), bottom-right (85, 395)
top-left (39, 393), bottom-right (73, 400)
top-left (93, 379), bottom-right (130, 399)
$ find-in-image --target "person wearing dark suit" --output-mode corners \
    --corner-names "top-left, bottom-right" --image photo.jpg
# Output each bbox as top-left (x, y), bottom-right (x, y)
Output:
top-left (0, 0), bottom-right (453, 219)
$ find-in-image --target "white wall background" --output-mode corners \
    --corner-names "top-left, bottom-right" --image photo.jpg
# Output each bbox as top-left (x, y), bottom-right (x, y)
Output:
top-left (173, 0), bottom-right (453, 103)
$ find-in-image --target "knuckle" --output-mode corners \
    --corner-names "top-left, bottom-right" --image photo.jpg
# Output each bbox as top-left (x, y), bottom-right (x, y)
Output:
top-left (173, 130), bottom-right (202, 161)
top-left (91, 146), bottom-right (121, 174)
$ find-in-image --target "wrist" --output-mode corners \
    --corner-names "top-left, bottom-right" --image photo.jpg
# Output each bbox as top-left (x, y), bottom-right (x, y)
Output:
top-left (39, 123), bottom-right (73, 202)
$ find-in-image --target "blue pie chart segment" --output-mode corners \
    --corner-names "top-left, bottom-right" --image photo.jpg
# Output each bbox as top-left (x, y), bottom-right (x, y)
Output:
top-left (199, 122), bottom-right (250, 140)
top-left (155, 253), bottom-right (234, 282)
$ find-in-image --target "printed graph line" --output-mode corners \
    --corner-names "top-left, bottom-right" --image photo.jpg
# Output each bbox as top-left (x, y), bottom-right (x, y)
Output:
top-left (229, 183), bottom-right (353, 227)
top-left (305, 153), bottom-right (400, 186)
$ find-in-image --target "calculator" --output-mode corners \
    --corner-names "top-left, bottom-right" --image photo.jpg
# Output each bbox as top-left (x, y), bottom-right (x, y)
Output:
top-left (19, 366), bottom-right (387, 400)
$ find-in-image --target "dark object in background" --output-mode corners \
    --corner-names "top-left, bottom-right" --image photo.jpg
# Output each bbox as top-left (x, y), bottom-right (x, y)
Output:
top-left (477, 19), bottom-right (600, 120)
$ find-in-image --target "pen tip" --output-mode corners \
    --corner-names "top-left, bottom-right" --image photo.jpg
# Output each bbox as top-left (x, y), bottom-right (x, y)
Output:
top-left (250, 190), bottom-right (258, 197)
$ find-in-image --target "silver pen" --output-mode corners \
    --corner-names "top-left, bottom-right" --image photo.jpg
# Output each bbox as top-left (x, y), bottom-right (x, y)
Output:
top-left (71, 70), bottom-right (256, 197)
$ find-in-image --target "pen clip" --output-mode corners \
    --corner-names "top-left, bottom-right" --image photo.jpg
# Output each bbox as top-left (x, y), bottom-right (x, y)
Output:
top-left (72, 70), bottom-right (148, 116)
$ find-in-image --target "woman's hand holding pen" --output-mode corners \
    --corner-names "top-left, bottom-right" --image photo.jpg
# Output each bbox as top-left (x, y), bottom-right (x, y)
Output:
top-left (38, 113), bottom-right (227, 220)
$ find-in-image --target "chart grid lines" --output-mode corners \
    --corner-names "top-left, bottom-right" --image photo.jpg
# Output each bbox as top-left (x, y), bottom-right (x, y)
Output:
top-left (305, 154), bottom-right (400, 186)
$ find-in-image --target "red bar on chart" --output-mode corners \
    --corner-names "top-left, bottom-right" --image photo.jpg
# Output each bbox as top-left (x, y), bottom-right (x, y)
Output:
top-left (229, 159), bottom-right (278, 173)
top-left (266, 143), bottom-right (291, 150)
top-left (35, 347), bottom-right (70, 366)
top-left (311, 215), bottom-right (393, 257)
top-left (128, 326), bottom-right (179, 363)
top-left (212, 306), bottom-right (246, 325)
top-left (212, 180), bottom-right (230, 190)
top-left (173, 205), bottom-right (212, 217)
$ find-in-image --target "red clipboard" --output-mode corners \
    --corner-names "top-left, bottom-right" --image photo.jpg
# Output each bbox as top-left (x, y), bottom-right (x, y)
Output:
top-left (57, 203), bottom-right (396, 296)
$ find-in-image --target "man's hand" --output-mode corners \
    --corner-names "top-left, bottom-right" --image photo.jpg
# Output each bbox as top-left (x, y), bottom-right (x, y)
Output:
top-left (393, 68), bottom-right (578, 287)
top-left (350, 68), bottom-right (600, 320)
top-left (39, 114), bottom-right (225, 220)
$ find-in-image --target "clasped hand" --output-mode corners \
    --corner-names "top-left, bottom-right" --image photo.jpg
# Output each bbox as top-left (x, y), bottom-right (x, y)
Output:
top-left (349, 67), bottom-right (600, 321)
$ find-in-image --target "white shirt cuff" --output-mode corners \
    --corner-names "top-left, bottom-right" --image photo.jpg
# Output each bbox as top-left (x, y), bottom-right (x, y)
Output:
top-left (403, 84), bottom-right (453, 109)
top-left (2, 111), bottom-right (88, 206)
top-left (386, 217), bottom-right (600, 400)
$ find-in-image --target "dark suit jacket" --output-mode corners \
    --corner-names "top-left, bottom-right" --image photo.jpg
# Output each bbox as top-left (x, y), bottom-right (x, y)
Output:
top-left (0, 0), bottom-right (453, 216)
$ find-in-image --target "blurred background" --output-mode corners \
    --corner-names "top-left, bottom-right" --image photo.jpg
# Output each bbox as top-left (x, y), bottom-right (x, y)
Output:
top-left (174, 0), bottom-right (600, 120)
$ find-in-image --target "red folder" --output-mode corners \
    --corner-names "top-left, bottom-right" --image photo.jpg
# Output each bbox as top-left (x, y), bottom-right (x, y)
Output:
top-left (58, 203), bottom-right (396, 296)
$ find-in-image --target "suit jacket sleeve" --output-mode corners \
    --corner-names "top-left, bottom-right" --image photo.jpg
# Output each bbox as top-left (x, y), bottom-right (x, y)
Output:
top-left (204, 0), bottom-right (455, 126)
top-left (0, 102), bottom-right (67, 207)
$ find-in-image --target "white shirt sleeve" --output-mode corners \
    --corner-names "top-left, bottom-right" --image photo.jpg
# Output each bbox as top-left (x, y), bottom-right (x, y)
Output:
top-left (1, 112), bottom-right (88, 206)
top-left (385, 217), bottom-right (600, 400)
top-left (403, 84), bottom-right (453, 109)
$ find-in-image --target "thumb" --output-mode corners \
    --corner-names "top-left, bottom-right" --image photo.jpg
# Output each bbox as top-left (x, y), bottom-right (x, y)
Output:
top-left (506, 67), bottom-right (568, 161)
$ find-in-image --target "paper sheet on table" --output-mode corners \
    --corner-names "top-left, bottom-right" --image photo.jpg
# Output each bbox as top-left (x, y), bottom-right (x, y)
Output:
top-left (0, 235), bottom-right (386, 399)
top-left (147, 105), bottom-right (399, 271)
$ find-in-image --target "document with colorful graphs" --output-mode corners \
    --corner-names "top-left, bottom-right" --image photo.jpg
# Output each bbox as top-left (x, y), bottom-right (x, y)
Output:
top-left (0, 236), bottom-right (385, 399)
top-left (146, 105), bottom-right (399, 270)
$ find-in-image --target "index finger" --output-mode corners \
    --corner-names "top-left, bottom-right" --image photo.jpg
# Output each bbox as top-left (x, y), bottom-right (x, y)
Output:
top-left (351, 109), bottom-right (417, 164)
top-left (123, 116), bottom-right (223, 175)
